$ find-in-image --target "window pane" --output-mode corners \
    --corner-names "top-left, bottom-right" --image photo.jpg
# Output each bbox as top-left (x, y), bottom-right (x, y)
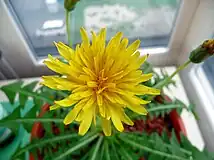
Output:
top-left (7, 0), bottom-right (181, 58)
top-left (203, 56), bottom-right (214, 89)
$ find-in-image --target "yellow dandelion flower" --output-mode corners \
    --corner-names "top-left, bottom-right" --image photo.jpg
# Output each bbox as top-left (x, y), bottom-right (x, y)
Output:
top-left (42, 28), bottom-right (160, 136)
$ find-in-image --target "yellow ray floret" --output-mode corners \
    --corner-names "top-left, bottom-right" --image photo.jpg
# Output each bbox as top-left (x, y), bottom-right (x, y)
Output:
top-left (42, 27), bottom-right (160, 136)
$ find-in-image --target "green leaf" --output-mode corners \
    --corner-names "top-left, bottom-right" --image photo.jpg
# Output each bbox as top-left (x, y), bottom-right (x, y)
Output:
top-left (118, 145), bottom-right (133, 160)
top-left (0, 107), bottom-right (20, 133)
top-left (19, 81), bottom-right (38, 106)
top-left (119, 135), bottom-right (189, 160)
top-left (148, 154), bottom-right (162, 160)
top-left (90, 136), bottom-right (103, 160)
top-left (110, 141), bottom-right (120, 160)
top-left (13, 133), bottom-right (79, 158)
top-left (99, 142), bottom-right (105, 160)
top-left (43, 122), bottom-right (53, 136)
top-left (104, 140), bottom-right (111, 160)
top-left (161, 129), bottom-right (170, 143)
top-left (169, 130), bottom-right (185, 158)
top-left (0, 111), bottom-right (63, 136)
top-left (53, 133), bottom-right (99, 160)
top-left (1, 81), bottom-right (23, 104)
top-left (22, 106), bottom-right (38, 132)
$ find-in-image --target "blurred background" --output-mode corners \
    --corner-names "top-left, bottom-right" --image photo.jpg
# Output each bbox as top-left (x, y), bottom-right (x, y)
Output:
top-left (0, 0), bottom-right (214, 152)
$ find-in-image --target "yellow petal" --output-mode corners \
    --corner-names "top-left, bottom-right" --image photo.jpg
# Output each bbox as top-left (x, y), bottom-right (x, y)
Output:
top-left (133, 96), bottom-right (151, 105)
top-left (50, 104), bottom-right (61, 110)
top-left (55, 96), bottom-right (78, 107)
top-left (126, 39), bottom-right (141, 55)
top-left (42, 76), bottom-right (79, 91)
top-left (109, 106), bottom-right (124, 132)
top-left (127, 104), bottom-right (148, 115)
top-left (97, 94), bottom-right (103, 106)
top-left (75, 110), bottom-right (84, 122)
top-left (54, 41), bottom-right (74, 61)
top-left (72, 85), bottom-right (88, 93)
top-left (136, 73), bottom-right (153, 83)
top-left (83, 67), bottom-right (97, 78)
top-left (101, 118), bottom-right (112, 136)
top-left (79, 107), bottom-right (93, 135)
top-left (98, 104), bottom-right (105, 118)
top-left (83, 96), bottom-right (96, 110)
top-left (80, 27), bottom-right (89, 44)
top-left (121, 112), bottom-right (134, 126)
top-left (134, 85), bottom-right (160, 95)
top-left (63, 99), bottom-right (87, 125)
top-left (87, 81), bottom-right (98, 88)
top-left (119, 38), bottom-right (129, 50)
top-left (138, 54), bottom-right (149, 65)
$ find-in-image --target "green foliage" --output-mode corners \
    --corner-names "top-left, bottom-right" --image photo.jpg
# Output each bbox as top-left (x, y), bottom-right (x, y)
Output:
top-left (0, 81), bottom-right (54, 107)
top-left (118, 131), bottom-right (213, 160)
top-left (141, 62), bottom-right (176, 89)
top-left (0, 106), bottom-right (64, 134)
top-left (1, 81), bottom-right (24, 104)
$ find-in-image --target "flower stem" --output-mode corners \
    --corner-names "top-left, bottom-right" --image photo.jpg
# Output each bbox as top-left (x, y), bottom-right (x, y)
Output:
top-left (66, 10), bottom-right (72, 47)
top-left (154, 60), bottom-right (191, 89)
top-left (147, 104), bottom-right (184, 112)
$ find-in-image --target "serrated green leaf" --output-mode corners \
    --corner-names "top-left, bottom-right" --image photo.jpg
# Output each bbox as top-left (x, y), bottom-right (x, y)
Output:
top-left (13, 133), bottom-right (79, 158)
top-left (25, 106), bottom-right (38, 118)
top-left (169, 130), bottom-right (185, 157)
top-left (180, 133), bottom-right (194, 151)
top-left (43, 123), bottom-right (53, 136)
top-left (161, 129), bottom-right (170, 143)
top-left (19, 81), bottom-right (38, 106)
top-left (0, 106), bottom-right (20, 134)
top-left (22, 106), bottom-right (38, 132)
top-left (1, 81), bottom-right (23, 104)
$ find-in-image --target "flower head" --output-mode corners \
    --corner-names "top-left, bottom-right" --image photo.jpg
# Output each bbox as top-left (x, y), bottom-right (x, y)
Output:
top-left (189, 39), bottom-right (214, 63)
top-left (64, 0), bottom-right (80, 12)
top-left (42, 28), bottom-right (160, 136)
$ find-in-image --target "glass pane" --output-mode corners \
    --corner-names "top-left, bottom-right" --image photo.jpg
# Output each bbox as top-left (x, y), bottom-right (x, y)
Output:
top-left (203, 56), bottom-right (214, 89)
top-left (7, 0), bottom-right (181, 58)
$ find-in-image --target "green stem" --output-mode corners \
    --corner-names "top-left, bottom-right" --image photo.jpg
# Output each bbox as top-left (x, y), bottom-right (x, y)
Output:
top-left (119, 136), bottom-right (189, 160)
top-left (66, 10), bottom-right (72, 47)
top-left (54, 133), bottom-right (99, 160)
top-left (147, 104), bottom-right (184, 112)
top-left (13, 133), bottom-right (78, 158)
top-left (154, 60), bottom-right (191, 89)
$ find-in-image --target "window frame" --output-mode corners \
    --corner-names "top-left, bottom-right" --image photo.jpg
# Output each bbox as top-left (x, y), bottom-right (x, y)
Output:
top-left (177, 0), bottom-right (214, 151)
top-left (0, 0), bottom-right (199, 77)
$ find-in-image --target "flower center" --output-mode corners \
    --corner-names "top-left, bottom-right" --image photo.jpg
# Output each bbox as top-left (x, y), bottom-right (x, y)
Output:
top-left (96, 73), bottom-right (109, 94)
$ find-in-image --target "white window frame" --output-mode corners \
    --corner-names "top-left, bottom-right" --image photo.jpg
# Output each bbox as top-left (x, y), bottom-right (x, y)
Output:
top-left (177, 0), bottom-right (214, 151)
top-left (0, 0), bottom-right (200, 77)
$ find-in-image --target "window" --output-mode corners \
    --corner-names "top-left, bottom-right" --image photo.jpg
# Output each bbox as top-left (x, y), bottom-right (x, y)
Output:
top-left (203, 56), bottom-right (214, 90)
top-left (202, 35), bottom-right (214, 90)
top-left (6, 0), bottom-right (181, 58)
